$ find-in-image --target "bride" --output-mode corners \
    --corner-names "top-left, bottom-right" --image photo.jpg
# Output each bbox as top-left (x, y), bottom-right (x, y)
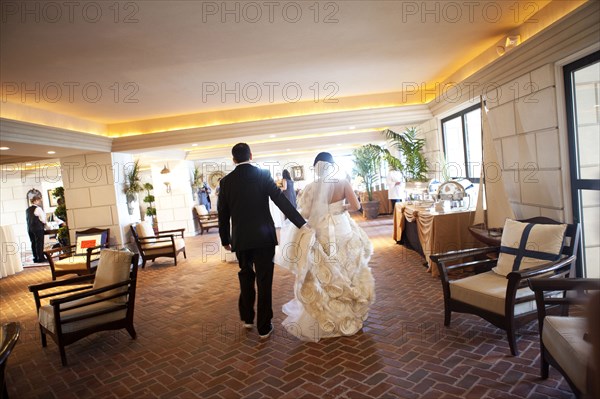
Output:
top-left (276, 152), bottom-right (375, 342)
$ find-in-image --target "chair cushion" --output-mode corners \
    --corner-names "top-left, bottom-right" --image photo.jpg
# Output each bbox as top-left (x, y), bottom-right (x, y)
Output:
top-left (195, 205), bottom-right (209, 216)
top-left (54, 254), bottom-right (100, 271)
top-left (136, 221), bottom-right (155, 238)
top-left (143, 238), bottom-right (185, 255)
top-left (75, 233), bottom-right (104, 255)
top-left (92, 249), bottom-right (133, 301)
top-left (450, 271), bottom-right (536, 315)
top-left (493, 219), bottom-right (567, 276)
top-left (39, 295), bottom-right (127, 334)
top-left (543, 316), bottom-right (591, 393)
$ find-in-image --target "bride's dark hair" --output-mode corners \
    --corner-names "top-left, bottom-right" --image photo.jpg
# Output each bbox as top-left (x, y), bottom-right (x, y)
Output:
top-left (313, 152), bottom-right (334, 166)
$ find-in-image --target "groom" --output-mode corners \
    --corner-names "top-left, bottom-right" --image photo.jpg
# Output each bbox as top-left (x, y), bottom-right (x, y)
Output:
top-left (218, 143), bottom-right (307, 339)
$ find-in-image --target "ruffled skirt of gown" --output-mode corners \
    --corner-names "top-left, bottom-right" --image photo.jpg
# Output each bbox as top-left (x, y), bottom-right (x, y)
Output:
top-left (276, 211), bottom-right (375, 342)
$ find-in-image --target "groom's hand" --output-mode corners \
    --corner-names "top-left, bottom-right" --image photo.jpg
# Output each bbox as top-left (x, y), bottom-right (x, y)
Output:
top-left (223, 244), bottom-right (232, 251)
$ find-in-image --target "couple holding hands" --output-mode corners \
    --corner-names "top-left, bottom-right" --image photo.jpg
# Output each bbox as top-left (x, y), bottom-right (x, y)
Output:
top-left (217, 143), bottom-right (374, 341)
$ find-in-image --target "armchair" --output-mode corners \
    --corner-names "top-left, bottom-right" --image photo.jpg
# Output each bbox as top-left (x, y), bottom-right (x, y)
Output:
top-left (430, 218), bottom-right (580, 356)
top-left (0, 322), bottom-right (20, 399)
top-left (528, 278), bottom-right (600, 398)
top-left (28, 249), bottom-right (139, 366)
top-left (130, 221), bottom-right (186, 268)
top-left (44, 227), bottom-right (110, 280)
top-left (193, 205), bottom-right (219, 235)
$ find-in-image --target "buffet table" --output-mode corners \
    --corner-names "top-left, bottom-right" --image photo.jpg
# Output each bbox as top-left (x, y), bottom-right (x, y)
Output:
top-left (0, 225), bottom-right (23, 279)
top-left (393, 203), bottom-right (482, 277)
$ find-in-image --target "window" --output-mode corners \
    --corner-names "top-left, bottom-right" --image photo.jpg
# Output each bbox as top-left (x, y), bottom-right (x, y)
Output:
top-left (441, 104), bottom-right (482, 182)
top-left (564, 51), bottom-right (600, 278)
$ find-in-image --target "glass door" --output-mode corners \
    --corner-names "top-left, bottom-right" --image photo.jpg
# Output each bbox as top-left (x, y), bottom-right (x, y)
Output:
top-left (564, 51), bottom-right (600, 277)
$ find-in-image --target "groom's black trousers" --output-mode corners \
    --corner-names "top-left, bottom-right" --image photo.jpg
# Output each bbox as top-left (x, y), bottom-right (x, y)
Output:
top-left (236, 246), bottom-right (275, 336)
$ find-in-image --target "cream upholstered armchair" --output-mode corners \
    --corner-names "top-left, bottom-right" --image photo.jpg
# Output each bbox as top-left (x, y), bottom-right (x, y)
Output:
top-left (430, 218), bottom-right (580, 356)
top-left (130, 221), bottom-right (186, 268)
top-left (44, 227), bottom-right (110, 280)
top-left (529, 278), bottom-right (600, 398)
top-left (193, 205), bottom-right (219, 235)
top-left (28, 249), bottom-right (139, 366)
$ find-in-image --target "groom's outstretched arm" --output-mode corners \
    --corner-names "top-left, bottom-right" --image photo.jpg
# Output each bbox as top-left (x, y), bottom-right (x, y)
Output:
top-left (217, 180), bottom-right (231, 248)
top-left (263, 170), bottom-right (306, 229)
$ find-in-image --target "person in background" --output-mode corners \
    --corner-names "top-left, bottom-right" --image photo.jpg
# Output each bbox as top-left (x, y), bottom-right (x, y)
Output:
top-left (26, 193), bottom-right (48, 263)
top-left (198, 178), bottom-right (212, 211)
top-left (386, 167), bottom-right (405, 211)
top-left (280, 169), bottom-right (297, 209)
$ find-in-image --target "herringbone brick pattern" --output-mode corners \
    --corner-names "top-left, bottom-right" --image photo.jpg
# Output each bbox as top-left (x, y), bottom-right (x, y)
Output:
top-left (0, 216), bottom-right (575, 398)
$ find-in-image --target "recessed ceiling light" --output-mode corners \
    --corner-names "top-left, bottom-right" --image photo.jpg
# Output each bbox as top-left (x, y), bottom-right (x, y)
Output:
top-left (26, 163), bottom-right (32, 166)
top-left (0, 147), bottom-right (9, 150)
top-left (269, 134), bottom-right (277, 138)
top-left (286, 148), bottom-right (290, 151)
top-left (192, 143), bottom-right (198, 147)
top-left (47, 151), bottom-right (56, 154)
top-left (349, 126), bottom-right (356, 130)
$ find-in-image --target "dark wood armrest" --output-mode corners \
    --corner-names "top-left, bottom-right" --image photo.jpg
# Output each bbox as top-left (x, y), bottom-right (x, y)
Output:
top-left (157, 228), bottom-right (185, 235)
top-left (29, 274), bottom-right (96, 292)
top-left (444, 258), bottom-right (497, 273)
top-left (509, 256), bottom-right (576, 280)
top-left (49, 279), bottom-right (131, 306)
top-left (430, 246), bottom-right (499, 264)
top-left (528, 277), bottom-right (600, 293)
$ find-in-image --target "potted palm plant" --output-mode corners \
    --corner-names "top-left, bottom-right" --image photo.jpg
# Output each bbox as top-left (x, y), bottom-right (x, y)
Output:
top-left (383, 127), bottom-right (429, 197)
top-left (124, 160), bottom-right (143, 215)
top-left (353, 144), bottom-right (402, 219)
top-left (382, 127), bottom-right (428, 181)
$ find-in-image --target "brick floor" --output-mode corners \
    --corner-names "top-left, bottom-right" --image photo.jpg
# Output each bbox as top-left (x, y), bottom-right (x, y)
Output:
top-left (0, 216), bottom-right (575, 398)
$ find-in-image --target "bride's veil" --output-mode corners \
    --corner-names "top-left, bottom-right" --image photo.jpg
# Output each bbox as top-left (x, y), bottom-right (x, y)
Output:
top-left (300, 160), bottom-right (342, 228)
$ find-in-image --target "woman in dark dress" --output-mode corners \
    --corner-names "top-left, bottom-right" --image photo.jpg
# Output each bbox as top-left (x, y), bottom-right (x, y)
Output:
top-left (281, 169), bottom-right (297, 208)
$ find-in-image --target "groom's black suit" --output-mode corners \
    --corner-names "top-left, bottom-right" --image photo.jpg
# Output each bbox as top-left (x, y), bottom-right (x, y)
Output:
top-left (218, 163), bottom-right (305, 335)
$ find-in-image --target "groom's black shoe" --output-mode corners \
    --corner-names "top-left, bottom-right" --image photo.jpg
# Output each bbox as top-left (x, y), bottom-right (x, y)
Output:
top-left (259, 324), bottom-right (273, 339)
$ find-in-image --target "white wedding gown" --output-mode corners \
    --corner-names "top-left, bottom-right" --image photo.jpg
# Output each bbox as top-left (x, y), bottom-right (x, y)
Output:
top-left (276, 196), bottom-right (375, 342)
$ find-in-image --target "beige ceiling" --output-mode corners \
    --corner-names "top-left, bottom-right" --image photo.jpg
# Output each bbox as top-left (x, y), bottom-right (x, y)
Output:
top-left (0, 0), bottom-right (558, 162)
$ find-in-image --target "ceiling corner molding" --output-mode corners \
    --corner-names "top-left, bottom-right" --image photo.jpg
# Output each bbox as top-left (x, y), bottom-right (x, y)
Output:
top-left (428, 0), bottom-right (600, 116)
top-left (0, 118), bottom-right (113, 152)
top-left (111, 105), bottom-right (432, 153)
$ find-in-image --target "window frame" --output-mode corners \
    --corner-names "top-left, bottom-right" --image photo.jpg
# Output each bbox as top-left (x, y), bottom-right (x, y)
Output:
top-left (441, 103), bottom-right (482, 183)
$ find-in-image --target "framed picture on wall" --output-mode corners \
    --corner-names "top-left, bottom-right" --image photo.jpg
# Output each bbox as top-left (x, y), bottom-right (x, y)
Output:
top-left (47, 189), bottom-right (59, 207)
top-left (291, 166), bottom-right (304, 181)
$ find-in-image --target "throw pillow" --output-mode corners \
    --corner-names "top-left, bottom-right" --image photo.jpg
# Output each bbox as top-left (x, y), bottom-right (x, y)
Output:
top-left (75, 234), bottom-right (103, 254)
top-left (492, 219), bottom-right (567, 276)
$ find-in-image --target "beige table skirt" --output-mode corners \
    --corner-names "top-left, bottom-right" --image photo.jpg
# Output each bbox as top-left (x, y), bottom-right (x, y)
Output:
top-left (393, 203), bottom-right (482, 277)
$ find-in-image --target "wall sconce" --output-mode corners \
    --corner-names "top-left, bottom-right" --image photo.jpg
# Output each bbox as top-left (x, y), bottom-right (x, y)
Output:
top-left (161, 164), bottom-right (171, 174)
top-left (497, 35), bottom-right (521, 56)
top-left (164, 181), bottom-right (171, 193)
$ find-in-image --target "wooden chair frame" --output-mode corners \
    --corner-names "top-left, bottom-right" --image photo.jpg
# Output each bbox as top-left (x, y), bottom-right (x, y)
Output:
top-left (130, 225), bottom-right (186, 268)
top-left (528, 278), bottom-right (600, 398)
top-left (430, 221), bottom-right (580, 356)
top-left (44, 227), bottom-right (110, 280)
top-left (0, 322), bottom-right (20, 399)
top-left (193, 206), bottom-right (219, 235)
top-left (28, 254), bottom-right (139, 366)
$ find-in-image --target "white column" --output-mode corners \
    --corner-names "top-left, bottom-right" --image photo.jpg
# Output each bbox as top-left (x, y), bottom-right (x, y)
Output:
top-left (151, 160), bottom-right (196, 235)
top-left (61, 152), bottom-right (141, 247)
